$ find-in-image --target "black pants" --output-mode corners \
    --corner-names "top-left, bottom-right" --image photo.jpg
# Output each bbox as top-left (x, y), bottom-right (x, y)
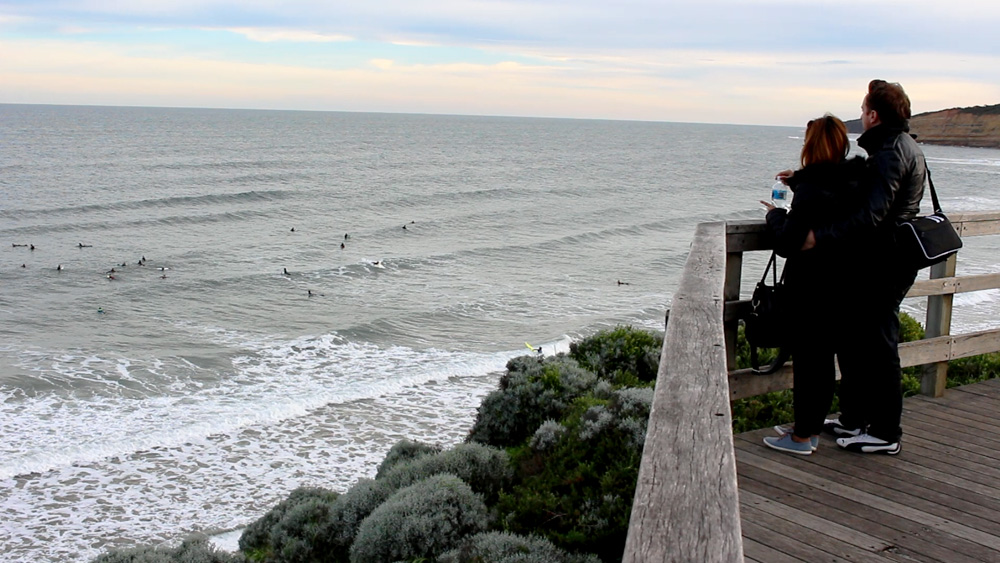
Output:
top-left (790, 334), bottom-right (838, 439)
top-left (835, 265), bottom-right (918, 443)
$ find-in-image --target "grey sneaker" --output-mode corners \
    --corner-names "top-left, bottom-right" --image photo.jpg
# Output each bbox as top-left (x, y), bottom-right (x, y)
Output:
top-left (763, 433), bottom-right (813, 455)
top-left (773, 425), bottom-right (818, 451)
top-left (836, 433), bottom-right (901, 455)
top-left (823, 417), bottom-right (863, 437)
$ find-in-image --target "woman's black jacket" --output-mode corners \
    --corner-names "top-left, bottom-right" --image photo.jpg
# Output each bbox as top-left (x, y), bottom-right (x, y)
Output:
top-left (765, 156), bottom-right (870, 309)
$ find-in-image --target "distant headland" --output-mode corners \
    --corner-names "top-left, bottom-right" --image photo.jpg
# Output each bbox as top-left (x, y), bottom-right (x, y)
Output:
top-left (846, 104), bottom-right (1000, 148)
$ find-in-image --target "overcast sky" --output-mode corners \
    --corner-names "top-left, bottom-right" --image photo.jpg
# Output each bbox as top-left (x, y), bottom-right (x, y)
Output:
top-left (1, 1), bottom-right (998, 126)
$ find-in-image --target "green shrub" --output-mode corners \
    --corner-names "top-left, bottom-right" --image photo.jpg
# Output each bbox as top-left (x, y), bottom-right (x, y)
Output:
top-left (239, 487), bottom-right (339, 559)
top-left (349, 474), bottom-right (489, 563)
top-left (91, 538), bottom-right (246, 563)
top-left (947, 352), bottom-right (1000, 387)
top-left (376, 440), bottom-right (442, 479)
top-left (241, 443), bottom-right (512, 562)
top-left (378, 442), bottom-right (513, 505)
top-left (268, 498), bottom-right (345, 563)
top-left (466, 356), bottom-right (599, 448)
top-left (497, 387), bottom-right (651, 561)
top-left (438, 531), bottom-right (601, 563)
top-left (568, 326), bottom-right (662, 385)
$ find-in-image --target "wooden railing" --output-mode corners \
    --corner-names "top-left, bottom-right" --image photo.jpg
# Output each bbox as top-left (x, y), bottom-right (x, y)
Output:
top-left (623, 211), bottom-right (1000, 562)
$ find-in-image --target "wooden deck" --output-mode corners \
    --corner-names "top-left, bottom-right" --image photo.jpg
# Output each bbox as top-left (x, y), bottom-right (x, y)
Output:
top-left (736, 378), bottom-right (1000, 563)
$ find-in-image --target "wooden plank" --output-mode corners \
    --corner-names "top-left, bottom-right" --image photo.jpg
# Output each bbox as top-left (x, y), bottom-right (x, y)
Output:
top-left (952, 329), bottom-right (1000, 359)
top-left (901, 423), bottom-right (1000, 482)
top-left (958, 218), bottom-right (1000, 237)
top-left (728, 365), bottom-right (794, 400)
top-left (907, 389), bottom-right (1000, 420)
top-left (740, 490), bottom-right (889, 563)
top-left (949, 210), bottom-right (1000, 224)
top-left (899, 336), bottom-right (952, 367)
top-left (740, 534), bottom-right (806, 563)
top-left (623, 221), bottom-right (743, 563)
top-left (907, 273), bottom-right (1000, 297)
top-left (725, 220), bottom-right (770, 253)
top-left (737, 433), bottom-right (1000, 562)
top-left (734, 441), bottom-right (1000, 553)
top-left (740, 429), bottom-right (1000, 524)
top-left (739, 469), bottom-right (971, 563)
top-left (728, 332), bottom-right (1000, 400)
top-left (906, 397), bottom-right (1000, 439)
top-left (739, 505), bottom-right (862, 562)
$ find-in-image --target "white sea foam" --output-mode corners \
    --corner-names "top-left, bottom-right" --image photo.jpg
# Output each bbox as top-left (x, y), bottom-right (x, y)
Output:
top-left (1, 331), bottom-right (514, 481)
top-left (0, 334), bottom-right (514, 562)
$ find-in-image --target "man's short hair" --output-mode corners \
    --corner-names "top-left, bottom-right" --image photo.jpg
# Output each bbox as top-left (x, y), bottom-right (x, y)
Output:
top-left (866, 79), bottom-right (911, 127)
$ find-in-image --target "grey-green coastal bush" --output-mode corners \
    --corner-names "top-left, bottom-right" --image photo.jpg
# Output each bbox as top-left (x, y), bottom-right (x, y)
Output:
top-left (92, 538), bottom-right (246, 563)
top-left (240, 442), bottom-right (511, 562)
top-left (466, 355), bottom-right (599, 448)
top-left (349, 474), bottom-right (489, 563)
top-left (438, 531), bottom-right (602, 563)
top-left (496, 382), bottom-right (654, 561)
top-left (568, 325), bottom-right (662, 386)
top-left (375, 439), bottom-right (442, 479)
top-left (238, 487), bottom-right (339, 560)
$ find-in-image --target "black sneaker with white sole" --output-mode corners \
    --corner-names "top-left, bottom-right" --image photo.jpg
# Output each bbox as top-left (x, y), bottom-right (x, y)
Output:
top-left (836, 433), bottom-right (901, 455)
top-left (823, 417), bottom-right (863, 437)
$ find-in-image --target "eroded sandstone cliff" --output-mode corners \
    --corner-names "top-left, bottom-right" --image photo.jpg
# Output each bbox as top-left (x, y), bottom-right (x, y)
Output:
top-left (846, 105), bottom-right (1000, 148)
top-left (909, 105), bottom-right (1000, 148)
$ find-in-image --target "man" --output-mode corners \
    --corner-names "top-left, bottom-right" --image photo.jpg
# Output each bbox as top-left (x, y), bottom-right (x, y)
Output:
top-left (817, 79), bottom-right (927, 455)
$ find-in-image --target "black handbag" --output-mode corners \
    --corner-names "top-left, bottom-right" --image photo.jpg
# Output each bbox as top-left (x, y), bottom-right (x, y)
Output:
top-left (744, 251), bottom-right (790, 375)
top-left (896, 168), bottom-right (963, 269)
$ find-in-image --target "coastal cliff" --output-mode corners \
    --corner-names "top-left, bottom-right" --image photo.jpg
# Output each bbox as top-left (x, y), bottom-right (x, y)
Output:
top-left (846, 104), bottom-right (1000, 148)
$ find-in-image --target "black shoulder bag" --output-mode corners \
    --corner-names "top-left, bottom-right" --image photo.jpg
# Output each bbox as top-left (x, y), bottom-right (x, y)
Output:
top-left (895, 168), bottom-right (963, 269)
top-left (744, 251), bottom-right (791, 375)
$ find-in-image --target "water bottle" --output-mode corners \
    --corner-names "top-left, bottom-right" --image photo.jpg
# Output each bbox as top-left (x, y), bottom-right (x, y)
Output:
top-left (770, 181), bottom-right (790, 209)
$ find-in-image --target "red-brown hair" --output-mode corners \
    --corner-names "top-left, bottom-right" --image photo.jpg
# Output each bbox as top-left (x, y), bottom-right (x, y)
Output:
top-left (801, 115), bottom-right (849, 167)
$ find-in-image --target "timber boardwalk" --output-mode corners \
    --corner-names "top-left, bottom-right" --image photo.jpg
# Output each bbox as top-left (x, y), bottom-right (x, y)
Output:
top-left (737, 378), bottom-right (1000, 563)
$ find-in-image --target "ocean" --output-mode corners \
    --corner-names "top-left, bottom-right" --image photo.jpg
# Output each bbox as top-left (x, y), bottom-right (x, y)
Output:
top-left (2, 104), bottom-right (999, 561)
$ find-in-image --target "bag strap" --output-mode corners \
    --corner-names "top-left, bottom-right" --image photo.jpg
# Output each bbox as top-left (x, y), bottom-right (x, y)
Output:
top-left (759, 251), bottom-right (777, 285)
top-left (927, 166), bottom-right (942, 214)
top-left (758, 250), bottom-right (786, 286)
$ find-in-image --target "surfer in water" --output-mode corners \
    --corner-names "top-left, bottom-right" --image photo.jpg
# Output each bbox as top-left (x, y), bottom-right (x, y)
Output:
top-left (78, 243), bottom-right (92, 248)
top-left (283, 267), bottom-right (291, 275)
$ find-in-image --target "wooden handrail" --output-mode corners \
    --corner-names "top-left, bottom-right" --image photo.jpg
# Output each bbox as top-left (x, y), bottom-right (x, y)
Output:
top-left (623, 221), bottom-right (743, 562)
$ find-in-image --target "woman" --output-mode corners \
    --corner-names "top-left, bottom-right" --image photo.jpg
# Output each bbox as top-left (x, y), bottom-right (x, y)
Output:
top-left (760, 115), bottom-right (869, 455)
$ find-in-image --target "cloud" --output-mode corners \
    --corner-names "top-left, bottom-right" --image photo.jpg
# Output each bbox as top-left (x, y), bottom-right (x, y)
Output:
top-left (1, 2), bottom-right (999, 124)
top-left (220, 27), bottom-right (353, 43)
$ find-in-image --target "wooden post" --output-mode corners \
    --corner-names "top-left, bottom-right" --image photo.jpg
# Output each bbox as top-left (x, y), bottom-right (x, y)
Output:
top-left (724, 250), bottom-right (743, 370)
top-left (921, 253), bottom-right (957, 397)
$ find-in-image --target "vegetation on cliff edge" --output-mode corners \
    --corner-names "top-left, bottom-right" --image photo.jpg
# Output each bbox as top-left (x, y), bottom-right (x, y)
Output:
top-left (91, 320), bottom-right (1000, 563)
